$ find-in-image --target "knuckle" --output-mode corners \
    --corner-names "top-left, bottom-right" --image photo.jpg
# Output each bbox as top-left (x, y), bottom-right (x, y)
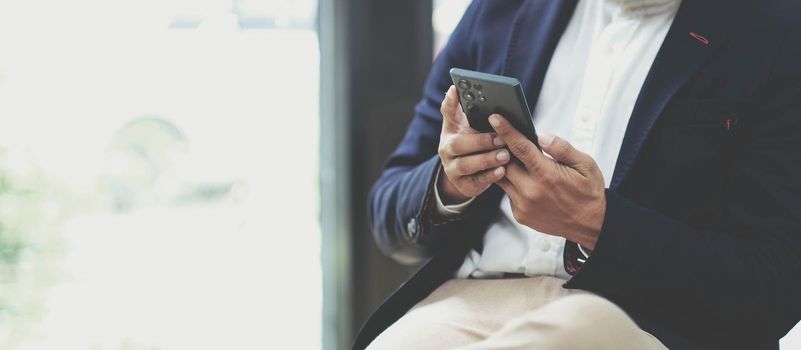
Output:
top-left (593, 165), bottom-right (605, 179)
top-left (440, 138), bottom-right (456, 156)
top-left (442, 163), bottom-right (454, 177)
top-left (445, 141), bottom-right (457, 156)
top-left (510, 142), bottom-right (531, 158)
top-left (437, 142), bottom-right (447, 157)
top-left (446, 158), bottom-right (458, 173)
top-left (444, 159), bottom-right (459, 176)
top-left (522, 187), bottom-right (539, 200)
top-left (478, 170), bottom-right (494, 183)
top-left (473, 172), bottom-right (485, 184)
top-left (469, 173), bottom-right (484, 189)
top-left (555, 140), bottom-right (571, 158)
top-left (497, 122), bottom-right (513, 135)
top-left (441, 104), bottom-right (454, 119)
top-left (484, 133), bottom-right (496, 148)
top-left (542, 170), bottom-right (557, 184)
top-left (455, 158), bottom-right (469, 174)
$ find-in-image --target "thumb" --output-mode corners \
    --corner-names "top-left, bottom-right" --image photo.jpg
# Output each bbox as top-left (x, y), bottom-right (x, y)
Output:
top-left (539, 133), bottom-right (592, 175)
top-left (441, 86), bottom-right (468, 130)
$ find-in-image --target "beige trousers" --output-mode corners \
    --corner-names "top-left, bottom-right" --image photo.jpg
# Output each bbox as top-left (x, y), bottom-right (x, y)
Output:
top-left (367, 276), bottom-right (667, 350)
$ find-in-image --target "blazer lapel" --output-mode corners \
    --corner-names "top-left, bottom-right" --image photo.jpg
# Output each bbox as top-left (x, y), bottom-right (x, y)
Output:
top-left (610, 0), bottom-right (743, 191)
top-left (505, 0), bottom-right (578, 113)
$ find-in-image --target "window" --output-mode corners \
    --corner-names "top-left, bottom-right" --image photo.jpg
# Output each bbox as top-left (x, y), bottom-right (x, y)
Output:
top-left (0, 0), bottom-right (320, 348)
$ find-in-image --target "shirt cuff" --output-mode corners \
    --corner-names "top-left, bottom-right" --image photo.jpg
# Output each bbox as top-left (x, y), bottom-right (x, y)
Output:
top-left (577, 244), bottom-right (592, 259)
top-left (433, 168), bottom-right (475, 217)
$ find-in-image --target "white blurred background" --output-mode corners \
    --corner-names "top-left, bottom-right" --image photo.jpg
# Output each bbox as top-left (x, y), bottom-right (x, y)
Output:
top-left (0, 0), bottom-right (320, 349)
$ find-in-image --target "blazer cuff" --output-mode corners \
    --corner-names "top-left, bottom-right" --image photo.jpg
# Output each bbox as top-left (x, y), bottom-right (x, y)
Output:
top-left (411, 157), bottom-right (470, 246)
top-left (563, 189), bottom-right (647, 295)
top-left (433, 166), bottom-right (476, 217)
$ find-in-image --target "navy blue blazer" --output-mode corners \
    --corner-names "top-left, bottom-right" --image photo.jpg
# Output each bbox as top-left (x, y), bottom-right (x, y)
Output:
top-left (360, 1), bottom-right (801, 349)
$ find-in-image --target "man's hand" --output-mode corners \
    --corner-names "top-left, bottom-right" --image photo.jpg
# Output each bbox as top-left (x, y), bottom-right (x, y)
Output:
top-left (489, 114), bottom-right (607, 250)
top-left (437, 86), bottom-right (510, 204)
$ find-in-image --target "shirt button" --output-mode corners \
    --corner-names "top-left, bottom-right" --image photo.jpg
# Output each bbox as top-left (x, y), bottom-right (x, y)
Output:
top-left (538, 240), bottom-right (552, 252)
top-left (580, 113), bottom-right (591, 122)
top-left (406, 218), bottom-right (418, 239)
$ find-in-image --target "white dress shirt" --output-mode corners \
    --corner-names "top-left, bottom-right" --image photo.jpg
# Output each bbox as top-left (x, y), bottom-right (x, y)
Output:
top-left (434, 0), bottom-right (682, 279)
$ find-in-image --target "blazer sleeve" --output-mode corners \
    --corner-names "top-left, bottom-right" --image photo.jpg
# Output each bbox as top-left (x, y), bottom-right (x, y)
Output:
top-left (565, 32), bottom-right (801, 341)
top-left (367, 1), bottom-right (484, 265)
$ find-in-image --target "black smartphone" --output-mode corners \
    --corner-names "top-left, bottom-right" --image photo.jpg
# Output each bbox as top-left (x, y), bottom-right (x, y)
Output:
top-left (449, 68), bottom-right (539, 149)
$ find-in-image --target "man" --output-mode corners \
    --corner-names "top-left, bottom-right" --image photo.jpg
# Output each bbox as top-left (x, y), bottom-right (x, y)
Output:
top-left (358, 0), bottom-right (801, 349)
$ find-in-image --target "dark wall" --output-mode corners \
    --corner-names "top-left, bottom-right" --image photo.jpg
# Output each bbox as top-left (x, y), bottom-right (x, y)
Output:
top-left (320, 1), bottom-right (434, 347)
top-left (346, 0), bottom-right (434, 344)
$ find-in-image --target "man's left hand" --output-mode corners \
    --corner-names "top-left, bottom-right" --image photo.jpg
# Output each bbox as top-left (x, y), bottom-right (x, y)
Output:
top-left (490, 114), bottom-right (607, 250)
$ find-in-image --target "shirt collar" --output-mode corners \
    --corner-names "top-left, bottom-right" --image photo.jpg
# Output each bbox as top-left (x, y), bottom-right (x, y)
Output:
top-left (608, 0), bottom-right (681, 17)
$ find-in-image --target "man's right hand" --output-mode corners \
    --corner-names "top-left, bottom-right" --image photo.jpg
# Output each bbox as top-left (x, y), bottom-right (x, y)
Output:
top-left (437, 85), bottom-right (510, 204)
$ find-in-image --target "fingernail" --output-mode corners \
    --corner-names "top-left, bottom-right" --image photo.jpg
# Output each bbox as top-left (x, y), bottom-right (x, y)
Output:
top-left (496, 150), bottom-right (509, 161)
top-left (538, 133), bottom-right (555, 146)
top-left (494, 167), bottom-right (505, 176)
top-left (493, 136), bottom-right (505, 147)
top-left (489, 114), bottom-right (500, 127)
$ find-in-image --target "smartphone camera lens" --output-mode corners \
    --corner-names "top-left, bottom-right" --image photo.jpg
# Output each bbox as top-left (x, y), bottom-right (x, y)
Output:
top-left (463, 91), bottom-right (475, 101)
top-left (479, 96), bottom-right (487, 102)
top-left (458, 79), bottom-right (471, 90)
top-left (467, 103), bottom-right (479, 113)
top-left (473, 84), bottom-right (483, 91)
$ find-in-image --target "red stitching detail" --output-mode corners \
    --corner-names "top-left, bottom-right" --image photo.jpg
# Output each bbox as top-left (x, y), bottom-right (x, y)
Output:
top-left (689, 32), bottom-right (710, 45)
top-left (724, 117), bottom-right (738, 131)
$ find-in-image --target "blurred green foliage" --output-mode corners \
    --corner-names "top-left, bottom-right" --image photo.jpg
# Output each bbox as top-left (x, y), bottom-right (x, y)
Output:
top-left (0, 147), bottom-right (62, 348)
top-left (0, 116), bottom-right (235, 349)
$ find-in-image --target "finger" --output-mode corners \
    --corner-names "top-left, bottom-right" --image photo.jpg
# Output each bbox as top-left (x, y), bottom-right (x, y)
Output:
top-left (442, 133), bottom-right (505, 156)
top-left (503, 162), bottom-right (529, 184)
top-left (462, 166), bottom-right (506, 193)
top-left (496, 177), bottom-right (521, 202)
top-left (504, 162), bottom-right (545, 200)
top-left (488, 114), bottom-right (546, 171)
top-left (495, 176), bottom-right (517, 197)
top-left (538, 133), bottom-right (594, 177)
top-left (455, 96), bottom-right (470, 127)
top-left (451, 88), bottom-right (475, 133)
top-left (449, 149), bottom-right (511, 176)
top-left (440, 86), bottom-right (467, 130)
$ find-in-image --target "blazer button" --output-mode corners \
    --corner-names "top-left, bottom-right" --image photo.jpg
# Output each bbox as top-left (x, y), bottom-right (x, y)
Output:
top-left (406, 218), bottom-right (418, 239)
